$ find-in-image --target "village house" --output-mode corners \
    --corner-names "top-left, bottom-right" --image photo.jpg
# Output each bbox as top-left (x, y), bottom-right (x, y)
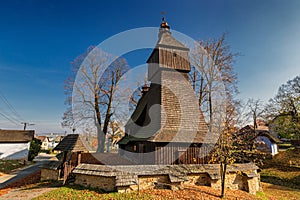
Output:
top-left (36, 136), bottom-right (51, 150)
top-left (36, 134), bottom-right (65, 151)
top-left (239, 121), bottom-right (280, 156)
top-left (0, 129), bottom-right (34, 160)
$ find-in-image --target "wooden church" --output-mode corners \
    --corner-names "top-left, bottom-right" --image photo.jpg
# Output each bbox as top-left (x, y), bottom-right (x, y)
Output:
top-left (118, 19), bottom-right (212, 165)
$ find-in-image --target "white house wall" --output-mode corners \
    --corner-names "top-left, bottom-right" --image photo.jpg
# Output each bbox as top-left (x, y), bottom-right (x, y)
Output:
top-left (270, 143), bottom-right (278, 156)
top-left (0, 142), bottom-right (30, 159)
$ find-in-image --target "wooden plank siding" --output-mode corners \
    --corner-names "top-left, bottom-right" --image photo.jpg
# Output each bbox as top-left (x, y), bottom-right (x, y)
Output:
top-left (120, 142), bottom-right (210, 165)
top-left (155, 143), bottom-right (210, 165)
top-left (159, 48), bottom-right (190, 71)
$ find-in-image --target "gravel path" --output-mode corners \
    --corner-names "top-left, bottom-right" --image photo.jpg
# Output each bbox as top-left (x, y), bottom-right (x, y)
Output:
top-left (0, 182), bottom-right (60, 200)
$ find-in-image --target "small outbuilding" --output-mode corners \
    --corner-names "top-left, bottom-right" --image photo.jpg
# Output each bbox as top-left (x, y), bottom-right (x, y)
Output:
top-left (0, 130), bottom-right (34, 160)
top-left (238, 125), bottom-right (280, 156)
top-left (41, 134), bottom-right (89, 183)
top-left (254, 131), bottom-right (280, 156)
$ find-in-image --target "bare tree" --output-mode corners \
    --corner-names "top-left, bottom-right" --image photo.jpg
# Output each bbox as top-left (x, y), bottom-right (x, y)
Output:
top-left (189, 33), bottom-right (239, 129)
top-left (190, 34), bottom-right (242, 198)
top-left (62, 46), bottom-right (129, 152)
top-left (247, 98), bottom-right (265, 130)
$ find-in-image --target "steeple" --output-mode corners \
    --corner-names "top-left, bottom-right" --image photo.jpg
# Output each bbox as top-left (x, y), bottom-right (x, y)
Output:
top-left (159, 14), bottom-right (170, 37)
top-left (147, 18), bottom-right (191, 81)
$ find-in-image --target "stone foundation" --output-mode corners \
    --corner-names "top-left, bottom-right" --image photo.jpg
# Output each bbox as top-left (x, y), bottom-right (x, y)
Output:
top-left (71, 163), bottom-right (261, 194)
top-left (41, 168), bottom-right (59, 181)
top-left (75, 174), bottom-right (116, 192)
top-left (185, 173), bottom-right (210, 186)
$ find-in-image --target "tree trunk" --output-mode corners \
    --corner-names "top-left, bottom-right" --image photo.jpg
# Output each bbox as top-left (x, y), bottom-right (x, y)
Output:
top-left (96, 125), bottom-right (106, 152)
top-left (198, 76), bottom-right (204, 107)
top-left (94, 90), bottom-right (105, 153)
top-left (209, 91), bottom-right (213, 133)
top-left (220, 162), bottom-right (227, 198)
top-left (101, 72), bottom-right (115, 152)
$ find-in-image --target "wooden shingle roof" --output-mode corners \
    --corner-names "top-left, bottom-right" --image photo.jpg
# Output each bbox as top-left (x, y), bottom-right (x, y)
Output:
top-left (73, 163), bottom-right (259, 186)
top-left (256, 131), bottom-right (281, 143)
top-left (81, 153), bottom-right (135, 165)
top-left (239, 125), bottom-right (280, 143)
top-left (120, 73), bottom-right (209, 144)
top-left (53, 134), bottom-right (89, 152)
top-left (0, 130), bottom-right (34, 143)
top-left (156, 29), bottom-right (189, 51)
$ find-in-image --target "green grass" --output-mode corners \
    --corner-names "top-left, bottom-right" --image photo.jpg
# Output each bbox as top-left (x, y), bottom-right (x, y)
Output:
top-left (257, 182), bottom-right (300, 200)
top-left (256, 191), bottom-right (268, 200)
top-left (0, 159), bottom-right (27, 174)
top-left (255, 148), bottom-right (300, 199)
top-left (260, 167), bottom-right (300, 190)
top-left (260, 148), bottom-right (300, 190)
top-left (33, 184), bottom-right (155, 200)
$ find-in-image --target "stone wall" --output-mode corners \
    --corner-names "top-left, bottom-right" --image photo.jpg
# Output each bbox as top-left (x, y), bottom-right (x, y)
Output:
top-left (138, 175), bottom-right (169, 190)
top-left (208, 171), bottom-right (261, 195)
top-left (185, 173), bottom-right (210, 186)
top-left (72, 164), bottom-right (261, 194)
top-left (74, 174), bottom-right (116, 192)
top-left (41, 169), bottom-right (59, 181)
top-left (247, 176), bottom-right (261, 194)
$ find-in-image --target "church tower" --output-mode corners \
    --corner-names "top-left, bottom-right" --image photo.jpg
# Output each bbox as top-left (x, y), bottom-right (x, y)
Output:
top-left (118, 19), bottom-right (209, 165)
top-left (147, 19), bottom-right (191, 81)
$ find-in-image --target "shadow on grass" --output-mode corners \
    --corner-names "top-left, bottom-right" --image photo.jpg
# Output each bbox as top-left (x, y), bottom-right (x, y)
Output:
top-left (263, 182), bottom-right (300, 191)
top-left (261, 175), bottom-right (300, 190)
top-left (62, 183), bottom-right (109, 194)
top-left (18, 180), bottom-right (63, 191)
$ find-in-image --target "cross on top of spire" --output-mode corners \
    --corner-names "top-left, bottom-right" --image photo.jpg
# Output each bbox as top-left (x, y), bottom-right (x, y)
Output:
top-left (160, 11), bottom-right (170, 29)
top-left (161, 11), bottom-right (165, 22)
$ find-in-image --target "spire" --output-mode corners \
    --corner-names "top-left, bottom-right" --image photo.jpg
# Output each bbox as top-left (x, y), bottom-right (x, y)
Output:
top-left (160, 11), bottom-right (170, 30)
top-left (159, 11), bottom-right (170, 39)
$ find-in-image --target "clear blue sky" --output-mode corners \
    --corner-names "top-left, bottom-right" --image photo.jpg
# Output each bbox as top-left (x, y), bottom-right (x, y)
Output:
top-left (0, 0), bottom-right (299, 133)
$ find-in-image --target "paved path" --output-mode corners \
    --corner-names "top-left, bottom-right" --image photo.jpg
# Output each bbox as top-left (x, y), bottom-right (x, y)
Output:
top-left (0, 163), bottom-right (42, 190)
top-left (0, 153), bottom-right (57, 194)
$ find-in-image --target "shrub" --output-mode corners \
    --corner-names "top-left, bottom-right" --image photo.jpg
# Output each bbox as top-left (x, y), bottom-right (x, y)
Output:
top-left (28, 138), bottom-right (42, 161)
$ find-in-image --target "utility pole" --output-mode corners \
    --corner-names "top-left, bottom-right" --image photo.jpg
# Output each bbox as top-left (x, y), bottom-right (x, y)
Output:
top-left (21, 122), bottom-right (35, 130)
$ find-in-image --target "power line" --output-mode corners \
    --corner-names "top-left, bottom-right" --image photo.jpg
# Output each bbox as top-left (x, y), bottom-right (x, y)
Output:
top-left (0, 90), bottom-right (26, 128)
top-left (0, 107), bottom-right (21, 124)
top-left (0, 112), bottom-right (20, 126)
top-left (0, 91), bottom-right (24, 122)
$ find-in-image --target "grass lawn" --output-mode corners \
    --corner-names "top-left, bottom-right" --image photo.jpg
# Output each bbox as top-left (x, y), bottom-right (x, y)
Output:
top-left (0, 159), bottom-right (28, 174)
top-left (31, 183), bottom-right (300, 200)
top-left (257, 182), bottom-right (300, 200)
top-left (33, 185), bottom-right (155, 200)
top-left (260, 148), bottom-right (300, 190)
